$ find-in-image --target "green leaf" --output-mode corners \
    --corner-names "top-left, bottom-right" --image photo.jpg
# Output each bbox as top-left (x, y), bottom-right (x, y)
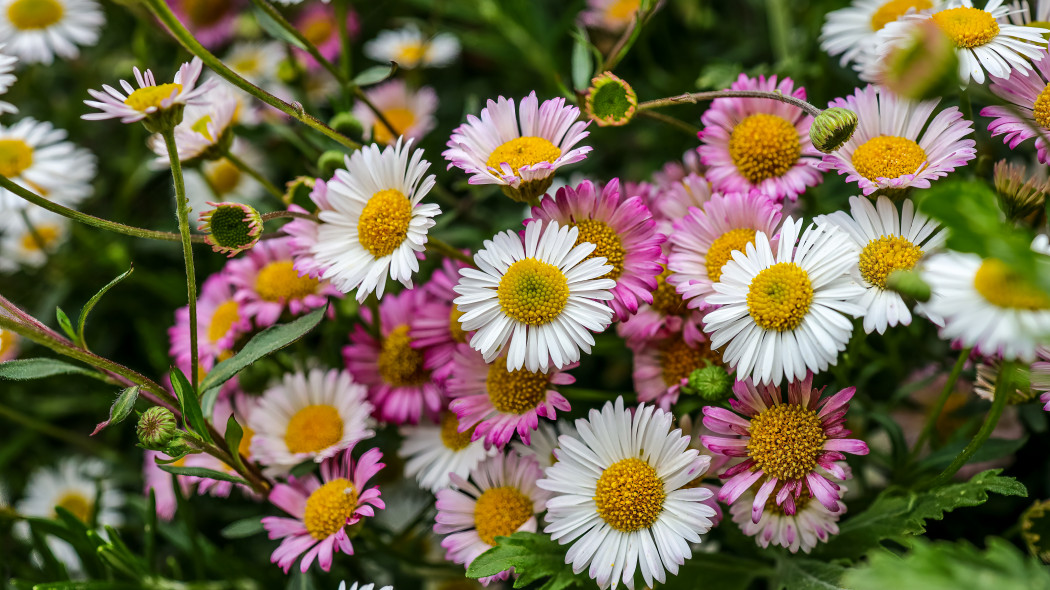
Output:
top-left (252, 5), bottom-right (305, 50)
top-left (352, 64), bottom-right (396, 87)
top-left (90, 386), bottom-right (140, 436)
top-left (224, 414), bottom-right (247, 474)
top-left (169, 368), bottom-right (212, 444)
top-left (200, 306), bottom-right (326, 392)
top-left (669, 553), bottom-right (770, 590)
top-left (570, 31), bottom-right (593, 91)
top-left (221, 517), bottom-right (266, 539)
top-left (157, 464), bottom-right (248, 486)
top-left (0, 358), bottom-right (104, 381)
top-left (55, 307), bottom-right (76, 341)
top-left (773, 558), bottom-right (847, 590)
top-left (77, 265), bottom-right (134, 345)
top-left (918, 436), bottom-right (1029, 471)
top-left (466, 532), bottom-right (582, 590)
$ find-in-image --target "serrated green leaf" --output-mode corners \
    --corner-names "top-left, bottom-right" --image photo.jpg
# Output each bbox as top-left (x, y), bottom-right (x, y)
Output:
top-left (352, 64), bottom-right (396, 87)
top-left (55, 307), bottom-right (76, 341)
top-left (466, 532), bottom-right (582, 590)
top-left (0, 358), bottom-right (105, 381)
top-left (773, 558), bottom-right (846, 590)
top-left (157, 464), bottom-right (248, 486)
top-left (77, 265), bottom-right (134, 345)
top-left (221, 517), bottom-right (266, 539)
top-left (169, 368), bottom-right (212, 444)
top-left (91, 386), bottom-right (140, 436)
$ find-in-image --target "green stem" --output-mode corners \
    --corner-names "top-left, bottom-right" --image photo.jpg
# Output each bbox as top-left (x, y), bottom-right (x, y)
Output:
top-left (223, 150), bottom-right (284, 200)
top-left (162, 129), bottom-right (199, 392)
top-left (425, 236), bottom-right (473, 264)
top-left (353, 86), bottom-right (399, 143)
top-left (262, 210), bottom-right (318, 223)
top-left (636, 110), bottom-right (701, 136)
top-left (0, 401), bottom-right (116, 457)
top-left (335, 0), bottom-right (353, 81)
top-left (910, 347), bottom-right (971, 461)
top-left (765, 0), bottom-right (791, 65)
top-left (638, 89), bottom-right (822, 117)
top-left (248, 0), bottom-right (346, 84)
top-left (600, 3), bottom-right (656, 72)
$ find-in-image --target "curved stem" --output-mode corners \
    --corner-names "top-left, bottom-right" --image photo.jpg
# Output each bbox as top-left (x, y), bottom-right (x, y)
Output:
top-left (910, 347), bottom-right (972, 461)
top-left (262, 210), bottom-right (318, 223)
top-left (425, 236), bottom-right (473, 264)
top-left (638, 89), bottom-right (822, 117)
top-left (636, 110), bottom-right (701, 136)
top-left (163, 129), bottom-right (199, 392)
top-left (223, 150), bottom-right (284, 200)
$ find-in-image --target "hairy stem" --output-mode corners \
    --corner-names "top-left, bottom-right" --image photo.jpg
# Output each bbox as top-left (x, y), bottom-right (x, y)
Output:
top-left (910, 347), bottom-right (971, 461)
top-left (425, 236), bottom-right (473, 264)
top-left (636, 110), bottom-right (701, 135)
top-left (638, 89), bottom-right (822, 117)
top-left (162, 129), bottom-right (199, 391)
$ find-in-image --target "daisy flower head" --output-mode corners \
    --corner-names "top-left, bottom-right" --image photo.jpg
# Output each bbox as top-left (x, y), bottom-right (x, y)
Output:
top-left (698, 74), bottom-right (823, 204)
top-left (309, 138), bottom-right (440, 302)
top-left (285, 178), bottom-right (328, 280)
top-left (819, 85), bottom-right (976, 196)
top-left (633, 335), bottom-right (724, 409)
top-left (443, 92), bottom-right (592, 203)
top-left (262, 448), bottom-right (385, 573)
top-left (820, 0), bottom-right (941, 68)
top-left (0, 208), bottom-right (68, 272)
top-left (616, 263), bottom-right (706, 351)
top-left (647, 172), bottom-right (713, 235)
top-left (730, 477), bottom-right (847, 553)
top-left (294, 3), bottom-right (358, 70)
top-left (83, 57), bottom-right (217, 130)
top-left (1032, 351), bottom-right (1050, 411)
top-left (702, 375), bottom-right (868, 520)
top-left (248, 368), bottom-right (374, 477)
top-left (353, 80), bottom-right (438, 146)
top-left (168, 272), bottom-right (251, 371)
top-left (983, 48), bottom-right (1050, 164)
top-left (222, 40), bottom-right (288, 97)
top-left (818, 196), bottom-right (945, 334)
top-left (538, 397), bottom-right (716, 590)
top-left (168, 0), bottom-right (245, 49)
top-left (578, 0), bottom-right (643, 33)
top-left (453, 220), bottom-right (617, 373)
top-left (409, 257), bottom-right (472, 383)
top-left (345, 288), bottom-right (446, 425)
top-left (0, 0), bottom-right (103, 64)
top-left (0, 117), bottom-right (97, 212)
top-left (148, 84), bottom-right (238, 165)
top-left (511, 419), bottom-right (577, 470)
top-left (398, 411), bottom-right (496, 493)
top-left (364, 24), bottom-right (460, 70)
top-left (702, 217), bottom-right (866, 385)
top-left (667, 191), bottom-right (783, 311)
top-left (434, 451), bottom-right (550, 584)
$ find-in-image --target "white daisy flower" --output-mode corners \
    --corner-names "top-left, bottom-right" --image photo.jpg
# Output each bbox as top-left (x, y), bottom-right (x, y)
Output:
top-left (0, 208), bottom-right (69, 271)
top-left (729, 478), bottom-right (847, 554)
top-left (248, 368), bottom-right (376, 477)
top-left (511, 420), bottom-right (577, 470)
top-left (308, 138), bottom-right (441, 302)
top-left (702, 217), bottom-right (866, 386)
top-left (453, 220), bottom-right (617, 373)
top-left (0, 43), bottom-right (17, 114)
top-left (83, 57), bottom-right (217, 125)
top-left (148, 84), bottom-right (238, 164)
top-left (183, 138), bottom-right (266, 213)
top-left (538, 397), bottom-right (716, 590)
top-left (818, 196), bottom-right (945, 334)
top-left (398, 412), bottom-right (495, 493)
top-left (0, 117), bottom-right (96, 212)
top-left (338, 583), bottom-right (392, 590)
top-left (820, 0), bottom-right (943, 67)
top-left (221, 40), bottom-right (289, 100)
top-left (364, 24), bottom-right (460, 69)
top-left (1004, 0), bottom-right (1050, 23)
top-left (0, 0), bottom-right (103, 65)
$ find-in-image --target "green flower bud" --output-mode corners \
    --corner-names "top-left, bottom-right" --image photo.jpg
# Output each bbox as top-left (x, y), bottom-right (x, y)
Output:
top-left (197, 202), bottom-right (263, 257)
top-left (137, 407), bottom-right (178, 449)
top-left (809, 107), bottom-right (858, 154)
top-left (283, 175), bottom-right (317, 207)
top-left (879, 19), bottom-right (959, 101)
top-left (585, 72), bottom-right (637, 127)
top-left (994, 160), bottom-right (1050, 222)
top-left (318, 150), bottom-right (348, 179)
top-left (330, 112), bottom-right (364, 139)
top-left (682, 363), bottom-right (733, 402)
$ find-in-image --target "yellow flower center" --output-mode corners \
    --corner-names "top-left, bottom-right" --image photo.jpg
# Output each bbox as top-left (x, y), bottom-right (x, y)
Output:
top-left (932, 6), bottom-right (1000, 48)
top-left (300, 16), bottom-right (333, 48)
top-left (0, 329), bottom-right (16, 357)
top-left (572, 219), bottom-right (625, 281)
top-left (7, 0), bottom-right (63, 30)
top-left (650, 266), bottom-right (687, 316)
top-left (473, 486), bottom-right (533, 546)
top-left (973, 258), bottom-right (1050, 310)
top-left (607, 0), bottom-right (641, 21)
top-left (449, 305), bottom-right (468, 343)
top-left (1035, 84), bottom-right (1050, 130)
top-left (396, 42), bottom-right (427, 64)
top-left (238, 425), bottom-right (254, 458)
top-left (54, 491), bottom-right (92, 522)
top-left (747, 403), bottom-right (827, 481)
top-left (728, 113), bottom-right (801, 184)
top-left (358, 188), bottom-right (413, 258)
top-left (284, 404), bottom-right (344, 454)
top-left (870, 0), bottom-right (933, 31)
top-left (439, 412), bottom-right (475, 450)
top-left (0, 139), bottom-right (34, 178)
top-left (303, 478), bottom-right (358, 540)
top-left (378, 325), bottom-right (429, 386)
top-left (373, 108), bottom-right (417, 145)
top-left (852, 136), bottom-right (928, 182)
top-left (859, 235), bottom-right (923, 289)
top-left (706, 228), bottom-right (758, 283)
top-left (485, 361), bottom-right (550, 414)
top-left (19, 224), bottom-right (61, 252)
top-left (124, 83), bottom-right (183, 113)
top-left (182, 0), bottom-right (231, 27)
top-left (190, 114), bottom-right (215, 141)
top-left (208, 158), bottom-right (242, 195)
top-left (746, 262), bottom-right (814, 332)
top-left (207, 300), bottom-right (241, 344)
top-left (497, 258), bottom-right (570, 326)
top-left (255, 261), bottom-right (320, 302)
top-left (594, 457), bottom-right (665, 532)
top-left (486, 137), bottom-right (562, 176)
top-left (660, 338), bottom-right (720, 387)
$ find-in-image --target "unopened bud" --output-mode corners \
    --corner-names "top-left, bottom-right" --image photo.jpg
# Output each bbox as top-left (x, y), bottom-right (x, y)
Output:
top-left (682, 363), bottom-right (733, 402)
top-left (330, 112), bottom-right (364, 138)
top-left (879, 19), bottom-right (959, 100)
top-left (809, 107), bottom-right (858, 154)
top-left (197, 202), bottom-right (263, 257)
top-left (994, 160), bottom-right (1050, 222)
top-left (318, 150), bottom-right (347, 179)
top-left (584, 72), bottom-right (637, 127)
top-left (283, 176), bottom-right (317, 207)
top-left (886, 269), bottom-right (931, 302)
top-left (137, 407), bottom-right (178, 448)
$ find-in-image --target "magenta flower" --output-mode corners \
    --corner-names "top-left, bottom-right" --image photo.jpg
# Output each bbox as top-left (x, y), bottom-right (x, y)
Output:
top-left (983, 48), bottom-right (1050, 165)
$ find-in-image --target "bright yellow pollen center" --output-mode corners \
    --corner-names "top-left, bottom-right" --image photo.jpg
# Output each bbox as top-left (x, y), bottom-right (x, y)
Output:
top-left (728, 113), bottom-right (801, 184)
top-left (485, 361), bottom-right (550, 414)
top-left (396, 42), bottom-right (426, 64)
top-left (449, 305), bottom-right (468, 343)
top-left (238, 425), bottom-right (254, 458)
top-left (191, 114), bottom-right (215, 141)
top-left (650, 266), bottom-right (687, 316)
top-left (859, 235), bottom-right (923, 288)
top-left (707, 228), bottom-right (758, 283)
top-left (0, 139), bottom-right (34, 177)
top-left (932, 6), bottom-right (999, 48)
top-left (572, 219), bottom-right (625, 281)
top-left (1034, 84), bottom-right (1050, 130)
top-left (473, 486), bottom-right (533, 546)
top-left (208, 158), bottom-right (241, 195)
top-left (255, 261), bottom-right (320, 302)
top-left (373, 108), bottom-right (417, 145)
top-left (285, 404), bottom-right (344, 454)
top-left (182, 0), bottom-right (231, 27)
top-left (378, 325), bottom-right (429, 386)
top-left (594, 457), bottom-right (665, 532)
top-left (660, 339), bottom-right (720, 387)
top-left (20, 224), bottom-right (61, 252)
top-left (124, 83), bottom-right (183, 112)
top-left (486, 137), bottom-right (562, 176)
top-left (358, 188), bottom-right (413, 258)
top-left (851, 135), bottom-right (928, 182)
top-left (7, 0), bottom-right (63, 30)
top-left (607, 0), bottom-right (641, 20)
top-left (304, 478), bottom-right (358, 540)
top-left (54, 491), bottom-right (92, 522)
top-left (207, 300), bottom-right (240, 343)
top-left (0, 329), bottom-right (15, 356)
top-left (497, 258), bottom-right (569, 325)
top-left (747, 262), bottom-right (813, 332)
top-left (439, 412), bottom-right (475, 450)
top-left (747, 403), bottom-right (827, 481)
top-left (301, 17), bottom-right (333, 48)
top-left (870, 0), bottom-right (933, 31)
top-left (973, 258), bottom-right (1050, 310)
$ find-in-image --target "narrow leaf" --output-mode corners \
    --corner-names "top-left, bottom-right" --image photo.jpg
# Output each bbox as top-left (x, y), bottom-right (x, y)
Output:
top-left (571, 31), bottom-right (593, 91)
top-left (352, 64), bottom-right (396, 87)
top-left (55, 307), bottom-right (76, 341)
top-left (0, 358), bottom-right (104, 381)
top-left (170, 368), bottom-right (212, 444)
top-left (157, 464), bottom-right (249, 486)
top-left (91, 386), bottom-right (140, 436)
top-left (224, 414), bottom-right (247, 474)
top-left (221, 517), bottom-right (266, 539)
top-left (77, 265), bottom-right (134, 344)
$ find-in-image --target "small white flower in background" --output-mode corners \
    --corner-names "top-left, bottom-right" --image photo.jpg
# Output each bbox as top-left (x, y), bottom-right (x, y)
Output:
top-left (0, 116), bottom-right (97, 213)
top-left (0, 208), bottom-right (69, 272)
top-left (0, 0), bottom-right (104, 65)
top-left (364, 24), bottom-right (459, 69)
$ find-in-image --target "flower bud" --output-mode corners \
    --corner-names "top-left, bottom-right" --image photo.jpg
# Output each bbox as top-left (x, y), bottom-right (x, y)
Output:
top-left (878, 19), bottom-right (959, 100)
top-left (886, 269), bottom-right (931, 302)
top-left (809, 107), bottom-right (858, 154)
top-left (994, 160), bottom-right (1050, 222)
top-left (682, 363), bottom-right (733, 402)
top-left (197, 202), bottom-right (263, 257)
top-left (283, 175), bottom-right (317, 207)
top-left (137, 407), bottom-right (178, 449)
top-left (318, 150), bottom-right (347, 179)
top-left (330, 112), bottom-right (364, 139)
top-left (584, 72), bottom-right (637, 127)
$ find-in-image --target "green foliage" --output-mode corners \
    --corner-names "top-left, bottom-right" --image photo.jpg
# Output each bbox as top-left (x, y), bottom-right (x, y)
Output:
top-left (0, 358), bottom-right (105, 381)
top-left (170, 368), bottom-right (212, 444)
top-left (466, 532), bottom-right (583, 590)
top-left (156, 464), bottom-right (249, 486)
top-left (773, 558), bottom-right (847, 590)
top-left (76, 265), bottom-right (134, 347)
top-left (90, 386), bottom-right (140, 436)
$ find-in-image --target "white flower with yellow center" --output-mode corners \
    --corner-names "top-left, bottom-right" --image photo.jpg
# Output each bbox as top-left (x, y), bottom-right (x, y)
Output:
top-left (821, 0), bottom-right (942, 67)
top-left (579, 0), bottom-right (643, 33)
top-left (83, 57), bottom-right (217, 125)
top-left (0, 0), bottom-right (102, 64)
top-left (248, 368), bottom-right (375, 477)
top-left (0, 208), bottom-right (68, 271)
top-left (454, 220), bottom-right (617, 373)
top-left (398, 412), bottom-right (496, 493)
top-left (364, 24), bottom-right (460, 70)
top-left (0, 117), bottom-right (96, 212)
top-left (148, 85), bottom-right (238, 164)
top-left (538, 397), bottom-right (715, 590)
top-left (309, 138), bottom-right (440, 302)
top-left (818, 196), bottom-right (945, 334)
top-left (702, 217), bottom-right (866, 386)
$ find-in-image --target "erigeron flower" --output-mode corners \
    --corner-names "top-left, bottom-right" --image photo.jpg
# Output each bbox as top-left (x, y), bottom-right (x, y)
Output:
top-left (168, 0), bottom-right (244, 49)
top-left (221, 41), bottom-right (288, 98)
top-left (702, 217), bottom-right (865, 385)
top-left (168, 272), bottom-right (251, 372)
top-left (538, 397), bottom-right (716, 590)
top-left (434, 451), bottom-right (550, 585)
top-left (983, 49), bottom-right (1050, 165)
top-left (819, 85), bottom-right (976, 196)
top-left (0, 117), bottom-right (97, 212)
top-left (511, 420), bottom-right (577, 470)
top-left (183, 139), bottom-right (267, 213)
top-left (616, 264), bottom-right (706, 351)
top-left (578, 0), bottom-right (643, 33)
top-left (647, 172), bottom-right (713, 236)
top-left (0, 44), bottom-right (17, 114)
top-left (1031, 350), bottom-right (1050, 411)
top-left (444, 92), bottom-right (592, 203)
top-left (352, 80), bottom-right (438, 146)
top-left (702, 375), bottom-right (869, 519)
top-left (0, 208), bottom-right (68, 271)
top-left (364, 24), bottom-right (460, 69)
top-left (818, 196), bottom-right (944, 334)
top-left (148, 85), bottom-right (238, 164)
top-left (633, 333), bottom-right (724, 408)
top-left (293, 3), bottom-right (358, 70)
top-left (730, 479), bottom-right (846, 553)
top-left (399, 411), bottom-right (496, 493)
top-left (698, 74), bottom-right (823, 204)
top-left (453, 220), bottom-right (617, 373)
top-left (0, 0), bottom-right (103, 65)
top-left (84, 57), bottom-right (217, 128)
top-left (820, 0), bottom-right (942, 67)
top-left (0, 325), bottom-right (19, 361)
top-left (262, 448), bottom-right (385, 573)
top-left (410, 258), bottom-right (472, 383)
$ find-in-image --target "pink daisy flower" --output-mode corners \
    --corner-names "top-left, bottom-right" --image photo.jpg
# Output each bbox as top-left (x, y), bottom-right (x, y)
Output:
top-left (616, 264), bottom-right (705, 350)
top-left (632, 334), bottom-right (724, 409)
top-left (698, 74), bottom-right (823, 203)
top-left (168, 272), bottom-right (251, 371)
top-left (262, 448), bottom-right (385, 573)
top-left (143, 450), bottom-right (190, 521)
top-left (982, 48), bottom-right (1050, 164)
top-left (647, 172), bottom-right (713, 236)
top-left (447, 344), bottom-right (574, 448)
top-left (410, 258), bottom-right (472, 383)
top-left (352, 79), bottom-right (438, 146)
top-left (83, 57), bottom-right (216, 125)
top-left (286, 178), bottom-right (330, 280)
top-left (168, 0), bottom-right (245, 49)
top-left (345, 288), bottom-right (445, 425)
top-left (702, 375), bottom-right (868, 521)
top-left (294, 3), bottom-right (359, 70)
top-left (526, 179), bottom-right (665, 322)
top-left (820, 85), bottom-right (976, 196)
top-left (729, 478), bottom-right (846, 554)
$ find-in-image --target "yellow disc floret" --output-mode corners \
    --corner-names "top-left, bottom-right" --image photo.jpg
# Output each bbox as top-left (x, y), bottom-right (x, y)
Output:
top-left (396, 42), bottom-right (427, 65)
top-left (859, 235), bottom-right (923, 288)
top-left (0, 139), bottom-right (34, 178)
top-left (485, 361), bottom-right (550, 414)
top-left (870, 0), bottom-right (933, 32)
top-left (124, 83), bottom-right (183, 113)
top-left (573, 219), bottom-right (626, 281)
top-left (747, 262), bottom-right (814, 331)
top-left (439, 412), bottom-right (475, 450)
top-left (851, 135), bottom-right (928, 182)
top-left (378, 325), bottom-right (430, 386)
top-left (207, 300), bottom-right (241, 343)
top-left (607, 0), bottom-right (641, 21)
top-left (54, 491), bottom-right (92, 522)
top-left (932, 6), bottom-right (1000, 48)
top-left (650, 266), bottom-right (687, 316)
top-left (285, 404), bottom-right (344, 454)
top-left (255, 261), bottom-right (320, 302)
top-left (7, 0), bottom-right (63, 30)
top-left (746, 403), bottom-right (827, 481)
top-left (594, 457), bottom-right (666, 532)
top-left (728, 113), bottom-right (801, 184)
top-left (208, 158), bottom-right (242, 195)
top-left (19, 224), bottom-right (61, 252)
top-left (473, 486), bottom-right (533, 546)
top-left (373, 108), bottom-right (417, 145)
top-left (486, 137), bottom-right (562, 176)
top-left (449, 305), bottom-right (468, 343)
top-left (358, 188), bottom-right (413, 258)
top-left (497, 258), bottom-right (570, 325)
top-left (707, 228), bottom-right (758, 282)
top-left (973, 258), bottom-right (1050, 310)
top-left (1034, 84), bottom-right (1050, 130)
top-left (660, 339), bottom-right (720, 387)
top-left (304, 478), bottom-right (358, 540)
top-left (238, 425), bottom-right (254, 458)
